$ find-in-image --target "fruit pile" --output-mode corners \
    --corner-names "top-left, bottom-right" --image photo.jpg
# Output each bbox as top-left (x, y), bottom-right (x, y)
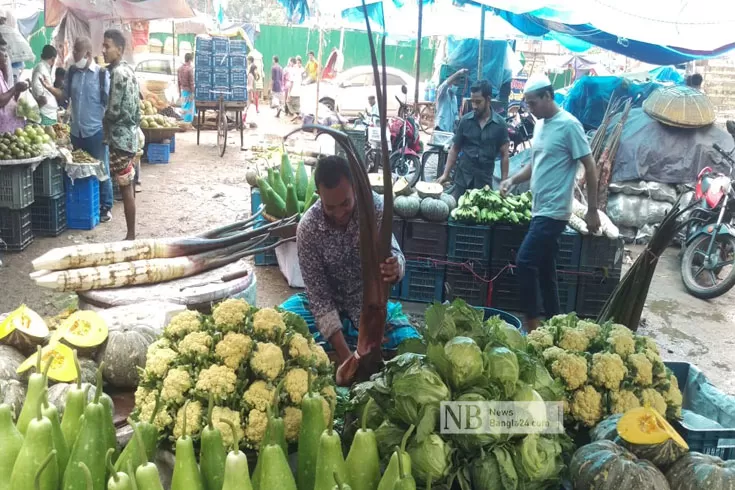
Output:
top-left (140, 114), bottom-right (178, 129)
top-left (140, 99), bottom-right (158, 116)
top-left (46, 124), bottom-right (70, 141)
top-left (0, 126), bottom-right (51, 160)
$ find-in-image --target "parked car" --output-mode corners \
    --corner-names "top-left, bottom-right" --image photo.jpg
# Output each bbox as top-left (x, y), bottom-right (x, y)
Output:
top-left (134, 54), bottom-right (185, 104)
top-left (299, 65), bottom-right (420, 117)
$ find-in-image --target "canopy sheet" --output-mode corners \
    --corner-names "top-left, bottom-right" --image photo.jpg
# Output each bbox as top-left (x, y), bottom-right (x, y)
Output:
top-left (44, 0), bottom-right (195, 27)
top-left (445, 37), bottom-right (513, 96)
top-left (604, 108), bottom-right (734, 184)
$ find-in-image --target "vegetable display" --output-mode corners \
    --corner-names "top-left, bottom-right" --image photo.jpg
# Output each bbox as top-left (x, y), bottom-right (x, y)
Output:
top-left (451, 186), bottom-right (532, 225)
top-left (251, 151), bottom-right (318, 219)
top-left (665, 452), bottom-right (735, 490)
top-left (570, 440), bottom-right (670, 489)
top-left (527, 313), bottom-right (683, 428)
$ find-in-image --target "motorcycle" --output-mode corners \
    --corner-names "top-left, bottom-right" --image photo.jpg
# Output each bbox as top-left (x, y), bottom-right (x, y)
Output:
top-left (506, 106), bottom-right (535, 156)
top-left (680, 143), bottom-right (735, 299)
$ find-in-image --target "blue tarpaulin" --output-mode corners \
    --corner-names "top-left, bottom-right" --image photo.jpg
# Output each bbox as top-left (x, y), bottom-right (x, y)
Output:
top-left (445, 37), bottom-right (512, 96)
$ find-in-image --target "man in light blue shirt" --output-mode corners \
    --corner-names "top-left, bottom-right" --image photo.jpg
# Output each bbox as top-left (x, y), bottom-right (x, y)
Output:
top-left (500, 74), bottom-right (600, 332)
top-left (434, 68), bottom-right (467, 132)
top-left (66, 36), bottom-right (112, 222)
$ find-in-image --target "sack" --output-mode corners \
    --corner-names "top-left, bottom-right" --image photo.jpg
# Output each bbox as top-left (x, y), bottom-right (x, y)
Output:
top-left (275, 241), bottom-right (304, 288)
top-left (16, 89), bottom-right (41, 122)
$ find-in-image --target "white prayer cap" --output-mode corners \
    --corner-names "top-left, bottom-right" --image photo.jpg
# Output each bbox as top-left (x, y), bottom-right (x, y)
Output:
top-left (524, 73), bottom-right (553, 94)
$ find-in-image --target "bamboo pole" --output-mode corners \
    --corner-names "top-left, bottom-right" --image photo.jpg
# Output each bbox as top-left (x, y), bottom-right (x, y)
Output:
top-left (315, 26), bottom-right (324, 123)
top-left (478, 5), bottom-right (485, 81)
top-left (414, 0), bottom-right (423, 106)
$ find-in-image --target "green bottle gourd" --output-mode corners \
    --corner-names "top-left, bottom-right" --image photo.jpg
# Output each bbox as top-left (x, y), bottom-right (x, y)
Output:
top-left (253, 380), bottom-right (287, 489)
top-left (257, 425), bottom-right (297, 490)
top-left (171, 400), bottom-right (205, 490)
top-left (10, 389), bottom-right (59, 490)
top-left (100, 390), bottom-right (119, 462)
top-left (60, 350), bottom-right (89, 449)
top-left (272, 169), bottom-right (288, 201)
top-left (345, 399), bottom-right (381, 490)
top-left (285, 184), bottom-right (300, 217)
top-left (333, 472), bottom-right (352, 490)
top-left (130, 420), bottom-right (165, 490)
top-left (297, 370), bottom-right (326, 490)
top-left (41, 392), bottom-right (69, 481)
top-left (34, 450), bottom-right (57, 490)
top-left (0, 398), bottom-right (24, 490)
top-left (62, 364), bottom-right (109, 490)
top-left (106, 448), bottom-right (133, 490)
top-left (392, 445), bottom-right (416, 490)
top-left (220, 419), bottom-right (253, 490)
top-left (17, 346), bottom-right (52, 435)
top-left (78, 463), bottom-right (93, 490)
top-left (115, 394), bottom-right (163, 475)
top-left (377, 425), bottom-right (414, 490)
top-left (313, 399), bottom-right (347, 490)
top-left (304, 169), bottom-right (316, 204)
top-left (280, 151), bottom-right (295, 186)
top-left (200, 394), bottom-right (227, 490)
top-left (295, 160), bottom-right (309, 200)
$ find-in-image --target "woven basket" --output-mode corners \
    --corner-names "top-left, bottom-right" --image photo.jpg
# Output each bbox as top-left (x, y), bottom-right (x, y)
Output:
top-left (643, 86), bottom-right (715, 128)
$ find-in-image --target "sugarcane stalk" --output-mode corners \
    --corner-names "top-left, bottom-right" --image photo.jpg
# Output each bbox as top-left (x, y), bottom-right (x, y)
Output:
top-left (196, 205), bottom-right (266, 238)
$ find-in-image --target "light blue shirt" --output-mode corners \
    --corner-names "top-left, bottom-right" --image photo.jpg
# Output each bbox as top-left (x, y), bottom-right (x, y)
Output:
top-left (434, 79), bottom-right (458, 132)
top-left (66, 61), bottom-right (110, 139)
top-left (529, 109), bottom-right (591, 221)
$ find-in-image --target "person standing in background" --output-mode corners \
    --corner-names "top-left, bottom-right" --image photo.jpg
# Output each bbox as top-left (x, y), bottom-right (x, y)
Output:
top-left (434, 68), bottom-right (467, 132)
top-left (289, 55), bottom-right (304, 119)
top-left (31, 45), bottom-right (58, 126)
top-left (305, 51), bottom-right (318, 84)
top-left (0, 46), bottom-right (28, 134)
top-left (270, 55), bottom-right (283, 117)
top-left (283, 57), bottom-right (295, 116)
top-left (102, 29), bottom-right (140, 240)
top-left (177, 52), bottom-right (194, 123)
top-left (247, 56), bottom-right (260, 113)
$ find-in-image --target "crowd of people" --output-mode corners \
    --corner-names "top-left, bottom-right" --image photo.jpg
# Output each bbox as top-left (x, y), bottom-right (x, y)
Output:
top-left (268, 51), bottom-right (319, 120)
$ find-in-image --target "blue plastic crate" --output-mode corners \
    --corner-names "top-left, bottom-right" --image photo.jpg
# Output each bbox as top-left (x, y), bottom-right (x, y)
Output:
top-left (390, 282), bottom-right (402, 299)
top-left (254, 216), bottom-right (278, 266)
top-left (147, 143), bottom-right (171, 164)
top-left (229, 55), bottom-right (247, 70)
top-left (401, 256), bottom-right (445, 303)
top-left (194, 52), bottom-right (213, 68)
top-left (212, 37), bottom-right (229, 54)
top-left (212, 71), bottom-right (229, 89)
top-left (230, 70), bottom-right (247, 88)
top-left (195, 68), bottom-right (212, 85)
top-left (169, 135), bottom-right (176, 153)
top-left (230, 40), bottom-right (248, 55)
top-left (195, 36), bottom-right (213, 53)
top-left (251, 187), bottom-right (262, 214)
top-left (212, 53), bottom-right (229, 69)
top-left (65, 176), bottom-right (99, 230)
top-left (448, 222), bottom-right (492, 264)
top-left (195, 84), bottom-right (212, 101)
top-left (392, 218), bottom-right (404, 250)
top-left (228, 87), bottom-right (247, 102)
top-left (31, 195), bottom-right (66, 237)
top-left (490, 223), bottom-right (529, 264)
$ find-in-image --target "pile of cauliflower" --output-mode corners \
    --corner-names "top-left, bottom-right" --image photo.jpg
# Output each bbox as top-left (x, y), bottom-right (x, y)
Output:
top-left (132, 298), bottom-right (334, 449)
top-left (527, 314), bottom-right (683, 428)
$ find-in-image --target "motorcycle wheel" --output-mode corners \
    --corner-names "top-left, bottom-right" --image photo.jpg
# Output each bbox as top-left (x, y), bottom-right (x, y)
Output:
top-left (389, 152), bottom-right (421, 187)
top-left (680, 233), bottom-right (735, 299)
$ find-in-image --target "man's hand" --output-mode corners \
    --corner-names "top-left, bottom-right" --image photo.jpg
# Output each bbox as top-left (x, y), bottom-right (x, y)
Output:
top-left (499, 177), bottom-right (513, 196)
top-left (14, 81), bottom-right (28, 93)
top-left (40, 77), bottom-right (53, 90)
top-left (380, 256), bottom-right (400, 284)
top-left (435, 174), bottom-right (448, 185)
top-left (585, 207), bottom-right (601, 234)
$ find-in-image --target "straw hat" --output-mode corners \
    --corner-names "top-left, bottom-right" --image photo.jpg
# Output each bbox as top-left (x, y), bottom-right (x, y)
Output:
top-left (643, 85), bottom-right (715, 128)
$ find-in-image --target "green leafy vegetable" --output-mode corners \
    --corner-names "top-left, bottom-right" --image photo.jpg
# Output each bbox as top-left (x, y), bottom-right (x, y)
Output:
top-left (407, 434), bottom-right (453, 484)
top-left (483, 346), bottom-right (519, 397)
top-left (512, 434), bottom-right (564, 485)
top-left (443, 337), bottom-right (484, 391)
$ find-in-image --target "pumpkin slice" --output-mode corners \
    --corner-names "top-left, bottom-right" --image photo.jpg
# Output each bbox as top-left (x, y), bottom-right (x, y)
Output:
top-left (369, 173), bottom-right (385, 193)
top-left (393, 177), bottom-right (411, 196)
top-left (17, 342), bottom-right (77, 382)
top-left (415, 181), bottom-right (444, 199)
top-left (618, 406), bottom-right (688, 449)
top-left (55, 311), bottom-right (109, 349)
top-left (0, 305), bottom-right (49, 354)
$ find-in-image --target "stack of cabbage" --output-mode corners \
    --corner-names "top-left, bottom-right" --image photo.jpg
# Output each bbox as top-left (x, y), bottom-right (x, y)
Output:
top-left (132, 298), bottom-right (336, 451)
top-left (527, 313), bottom-right (682, 428)
top-left (350, 299), bottom-right (573, 490)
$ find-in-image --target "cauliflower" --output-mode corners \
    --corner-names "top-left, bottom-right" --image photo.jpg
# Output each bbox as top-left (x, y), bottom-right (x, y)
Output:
top-left (288, 333), bottom-right (312, 361)
top-left (321, 398), bottom-right (332, 428)
top-left (177, 331), bottom-right (213, 357)
top-left (627, 353), bottom-right (654, 386)
top-left (243, 380), bottom-right (275, 412)
top-left (135, 387), bottom-right (173, 430)
top-left (212, 298), bottom-right (251, 331)
top-left (147, 338), bottom-right (171, 357)
top-left (571, 385), bottom-right (603, 427)
top-left (551, 353), bottom-right (589, 390)
top-left (164, 310), bottom-right (202, 339)
top-left (660, 374), bottom-right (683, 418)
top-left (252, 308), bottom-right (287, 341)
top-left (610, 324), bottom-right (634, 337)
top-left (173, 400), bottom-right (204, 438)
top-left (577, 321), bottom-right (603, 342)
top-left (590, 352), bottom-right (627, 390)
top-left (527, 328), bottom-right (554, 351)
top-left (145, 347), bottom-right (178, 378)
top-left (212, 406), bottom-right (244, 449)
top-left (609, 389), bottom-right (641, 414)
top-left (607, 332), bottom-right (636, 359)
top-left (542, 346), bottom-right (567, 364)
top-left (284, 368), bottom-right (309, 405)
top-left (250, 342), bottom-right (285, 381)
top-left (215, 332), bottom-right (253, 369)
top-left (244, 409), bottom-right (268, 446)
top-left (321, 385), bottom-right (337, 405)
top-left (310, 342), bottom-right (331, 369)
top-left (640, 388), bottom-right (667, 416)
top-left (284, 406), bottom-right (302, 442)
top-left (557, 327), bottom-right (590, 352)
top-left (161, 368), bottom-right (193, 404)
top-left (195, 365), bottom-right (238, 399)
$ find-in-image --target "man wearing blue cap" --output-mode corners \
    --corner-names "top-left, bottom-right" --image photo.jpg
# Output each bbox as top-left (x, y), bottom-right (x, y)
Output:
top-left (500, 74), bottom-right (600, 331)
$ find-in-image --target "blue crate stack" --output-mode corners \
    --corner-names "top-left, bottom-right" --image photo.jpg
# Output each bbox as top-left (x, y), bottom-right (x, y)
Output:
top-left (194, 36), bottom-right (213, 102)
top-left (194, 36), bottom-right (247, 103)
top-left (65, 176), bottom-right (99, 230)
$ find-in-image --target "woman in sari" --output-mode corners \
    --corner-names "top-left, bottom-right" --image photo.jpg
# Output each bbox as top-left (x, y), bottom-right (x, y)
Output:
top-left (0, 46), bottom-right (29, 134)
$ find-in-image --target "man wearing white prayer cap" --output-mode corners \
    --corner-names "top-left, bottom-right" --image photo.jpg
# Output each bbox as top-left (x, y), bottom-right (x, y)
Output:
top-left (499, 73), bottom-right (600, 332)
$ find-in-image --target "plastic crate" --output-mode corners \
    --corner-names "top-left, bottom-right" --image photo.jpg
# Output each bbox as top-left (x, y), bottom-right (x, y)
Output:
top-left (195, 84), bottom-right (212, 101)
top-left (254, 217), bottom-right (278, 266)
top-left (558, 227), bottom-right (583, 269)
top-left (403, 219), bottom-right (448, 257)
top-left (230, 40), bottom-right (248, 55)
top-left (212, 53), bottom-right (229, 68)
top-left (400, 256), bottom-right (445, 303)
top-left (228, 87), bottom-right (247, 102)
top-left (444, 259), bottom-right (490, 307)
top-left (31, 195), bottom-right (66, 237)
top-left (336, 129), bottom-right (367, 164)
top-left (666, 361), bottom-right (735, 460)
top-left (0, 206), bottom-right (33, 251)
top-left (490, 223), bottom-right (529, 264)
top-left (195, 52), bottom-right (213, 67)
top-left (575, 269), bottom-right (621, 319)
top-left (488, 261), bottom-right (522, 312)
top-left (195, 68), bottom-right (212, 85)
top-left (579, 235), bottom-right (624, 272)
top-left (212, 71), bottom-right (229, 89)
top-left (147, 143), bottom-right (171, 164)
top-left (392, 218), bottom-right (405, 249)
top-left (65, 176), bottom-right (100, 230)
top-left (212, 37), bottom-right (230, 54)
top-left (169, 135), bottom-right (176, 153)
top-left (195, 36), bottom-right (213, 53)
top-left (0, 165), bottom-right (34, 209)
top-left (33, 159), bottom-right (64, 198)
top-left (229, 55), bottom-right (247, 70)
top-left (448, 222), bottom-right (492, 264)
top-left (230, 70), bottom-right (247, 88)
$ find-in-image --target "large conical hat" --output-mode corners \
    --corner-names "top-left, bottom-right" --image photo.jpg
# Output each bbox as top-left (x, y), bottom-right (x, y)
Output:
top-left (643, 85), bottom-right (716, 128)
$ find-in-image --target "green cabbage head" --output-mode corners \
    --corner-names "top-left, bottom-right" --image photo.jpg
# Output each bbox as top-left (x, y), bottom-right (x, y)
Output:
top-left (514, 434), bottom-right (563, 483)
top-left (391, 363), bottom-right (450, 425)
top-left (444, 336), bottom-right (484, 391)
top-left (484, 346), bottom-right (519, 397)
top-left (407, 433), bottom-right (453, 484)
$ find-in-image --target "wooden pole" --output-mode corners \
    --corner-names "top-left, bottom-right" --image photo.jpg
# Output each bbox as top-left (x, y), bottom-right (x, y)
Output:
top-left (414, 0), bottom-right (423, 106)
top-left (478, 5), bottom-right (485, 81)
top-left (315, 26), bottom-right (324, 123)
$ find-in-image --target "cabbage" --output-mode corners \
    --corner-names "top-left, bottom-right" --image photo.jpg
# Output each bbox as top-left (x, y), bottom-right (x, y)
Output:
top-left (513, 384), bottom-right (548, 428)
top-left (444, 336), bottom-right (484, 391)
top-left (375, 420), bottom-right (406, 460)
top-left (407, 434), bottom-right (453, 484)
top-left (487, 316), bottom-right (526, 350)
top-left (450, 393), bottom-right (504, 451)
top-left (533, 364), bottom-right (565, 402)
top-left (470, 447), bottom-right (519, 490)
top-left (484, 346), bottom-right (519, 397)
top-left (391, 361), bottom-right (450, 425)
top-left (514, 434), bottom-right (563, 483)
top-left (424, 302), bottom-right (457, 343)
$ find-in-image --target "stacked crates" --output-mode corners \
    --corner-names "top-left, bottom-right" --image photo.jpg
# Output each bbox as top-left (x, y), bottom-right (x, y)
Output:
top-left (194, 37), bottom-right (213, 101)
top-left (194, 36), bottom-right (248, 103)
top-left (65, 176), bottom-right (100, 230)
top-left (396, 220), bottom-right (448, 303)
top-left (31, 159), bottom-right (66, 237)
top-left (0, 165), bottom-right (35, 251)
top-left (575, 236), bottom-right (624, 318)
top-left (445, 222), bottom-right (493, 306)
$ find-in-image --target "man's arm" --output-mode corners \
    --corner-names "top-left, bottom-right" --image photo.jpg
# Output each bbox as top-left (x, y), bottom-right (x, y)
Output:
top-left (499, 162), bottom-right (532, 195)
top-left (499, 142), bottom-right (510, 181)
top-left (104, 69), bottom-right (125, 122)
top-left (580, 154), bottom-right (600, 233)
top-left (437, 121), bottom-right (464, 183)
top-left (30, 67), bottom-right (47, 106)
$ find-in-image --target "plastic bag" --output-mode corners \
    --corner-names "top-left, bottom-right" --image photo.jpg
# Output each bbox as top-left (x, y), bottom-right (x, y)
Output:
top-left (16, 89), bottom-right (41, 123)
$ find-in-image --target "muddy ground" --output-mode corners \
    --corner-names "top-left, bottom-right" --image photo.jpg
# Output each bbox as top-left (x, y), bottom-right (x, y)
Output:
top-left (1, 111), bottom-right (734, 394)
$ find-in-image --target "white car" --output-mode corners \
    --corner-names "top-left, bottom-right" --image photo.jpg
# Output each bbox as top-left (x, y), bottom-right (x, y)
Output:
top-left (134, 54), bottom-right (186, 104)
top-left (299, 65), bottom-right (419, 117)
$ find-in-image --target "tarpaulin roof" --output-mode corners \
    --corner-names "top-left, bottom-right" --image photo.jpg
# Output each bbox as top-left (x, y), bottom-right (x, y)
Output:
top-left (44, 0), bottom-right (195, 27)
